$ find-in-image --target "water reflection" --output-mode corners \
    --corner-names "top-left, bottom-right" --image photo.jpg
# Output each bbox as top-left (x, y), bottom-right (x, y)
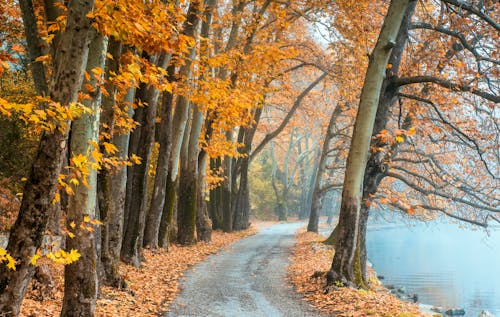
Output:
top-left (366, 213), bottom-right (500, 316)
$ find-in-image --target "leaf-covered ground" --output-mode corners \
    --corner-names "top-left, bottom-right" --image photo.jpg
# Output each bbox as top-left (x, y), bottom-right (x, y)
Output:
top-left (20, 228), bottom-right (257, 317)
top-left (288, 229), bottom-right (429, 317)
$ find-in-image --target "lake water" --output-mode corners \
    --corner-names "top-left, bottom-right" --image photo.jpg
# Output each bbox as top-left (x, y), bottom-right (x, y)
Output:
top-left (366, 214), bottom-right (500, 316)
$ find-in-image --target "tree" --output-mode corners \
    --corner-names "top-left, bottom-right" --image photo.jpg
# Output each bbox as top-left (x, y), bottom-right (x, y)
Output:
top-left (307, 104), bottom-right (342, 232)
top-left (327, 0), bottom-right (414, 288)
top-left (61, 31), bottom-right (107, 317)
top-left (0, 0), bottom-right (97, 313)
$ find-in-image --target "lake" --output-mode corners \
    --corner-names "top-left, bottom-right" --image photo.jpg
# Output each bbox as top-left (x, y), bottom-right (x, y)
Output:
top-left (366, 213), bottom-right (500, 316)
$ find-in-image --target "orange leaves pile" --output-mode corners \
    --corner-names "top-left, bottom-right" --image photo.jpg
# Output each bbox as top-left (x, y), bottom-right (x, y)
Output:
top-left (288, 229), bottom-right (427, 317)
top-left (20, 228), bottom-right (257, 317)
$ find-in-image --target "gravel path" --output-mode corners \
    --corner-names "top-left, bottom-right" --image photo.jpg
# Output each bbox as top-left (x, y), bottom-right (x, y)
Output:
top-left (165, 222), bottom-right (325, 317)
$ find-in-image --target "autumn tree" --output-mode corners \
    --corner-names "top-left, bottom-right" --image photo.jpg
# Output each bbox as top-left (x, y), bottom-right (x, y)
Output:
top-left (0, 0), bottom-right (98, 314)
top-left (326, 0), bottom-right (414, 288)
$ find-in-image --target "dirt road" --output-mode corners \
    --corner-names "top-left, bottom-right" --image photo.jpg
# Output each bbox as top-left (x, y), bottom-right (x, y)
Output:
top-left (165, 222), bottom-right (324, 317)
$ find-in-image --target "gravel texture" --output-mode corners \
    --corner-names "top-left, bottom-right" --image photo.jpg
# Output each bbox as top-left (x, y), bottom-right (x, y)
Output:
top-left (165, 222), bottom-right (325, 317)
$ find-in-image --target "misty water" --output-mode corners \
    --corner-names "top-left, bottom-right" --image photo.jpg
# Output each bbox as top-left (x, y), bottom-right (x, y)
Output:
top-left (366, 212), bottom-right (500, 316)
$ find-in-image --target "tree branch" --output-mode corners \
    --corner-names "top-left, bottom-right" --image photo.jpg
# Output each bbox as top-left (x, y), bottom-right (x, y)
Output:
top-left (441, 0), bottom-right (500, 33)
top-left (398, 92), bottom-right (498, 179)
top-left (386, 171), bottom-right (500, 213)
top-left (249, 72), bottom-right (327, 161)
top-left (395, 76), bottom-right (500, 103)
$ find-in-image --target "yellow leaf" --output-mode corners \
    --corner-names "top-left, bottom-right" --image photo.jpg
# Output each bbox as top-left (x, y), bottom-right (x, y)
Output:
top-left (130, 154), bottom-right (142, 165)
top-left (91, 67), bottom-right (104, 76)
top-left (103, 142), bottom-right (118, 154)
top-left (31, 254), bottom-right (41, 266)
top-left (395, 136), bottom-right (404, 143)
top-left (83, 216), bottom-right (91, 223)
top-left (406, 127), bottom-right (416, 136)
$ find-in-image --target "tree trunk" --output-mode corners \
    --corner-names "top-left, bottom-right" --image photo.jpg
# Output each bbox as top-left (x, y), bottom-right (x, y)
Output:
top-left (162, 0), bottom-right (202, 244)
top-left (307, 105), bottom-right (341, 232)
top-left (222, 132), bottom-right (234, 231)
top-left (177, 106), bottom-right (196, 245)
top-left (143, 67), bottom-right (175, 249)
top-left (232, 158), bottom-right (251, 230)
top-left (61, 32), bottom-right (107, 317)
top-left (121, 80), bottom-right (160, 266)
top-left (354, 0), bottom-right (417, 281)
top-left (0, 0), bottom-right (95, 314)
top-left (168, 0), bottom-right (202, 184)
top-left (327, 0), bottom-right (412, 288)
top-left (98, 41), bottom-right (135, 287)
top-left (196, 153), bottom-right (212, 242)
top-left (158, 171), bottom-right (178, 249)
top-left (208, 158), bottom-right (224, 230)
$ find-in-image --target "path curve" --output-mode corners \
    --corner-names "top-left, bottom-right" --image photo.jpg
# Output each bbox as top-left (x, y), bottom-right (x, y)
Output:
top-left (165, 222), bottom-right (324, 317)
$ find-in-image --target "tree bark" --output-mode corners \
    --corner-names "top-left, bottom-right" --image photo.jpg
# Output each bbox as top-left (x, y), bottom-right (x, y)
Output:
top-left (143, 67), bottom-right (175, 249)
top-left (61, 31), bottom-right (107, 317)
top-left (355, 0), bottom-right (417, 282)
top-left (177, 106), bottom-right (196, 245)
top-left (158, 171), bottom-right (178, 248)
top-left (327, 0), bottom-right (413, 288)
top-left (98, 40), bottom-right (135, 287)
top-left (208, 158), bottom-right (224, 230)
top-left (0, 0), bottom-right (96, 314)
top-left (121, 79), bottom-right (160, 266)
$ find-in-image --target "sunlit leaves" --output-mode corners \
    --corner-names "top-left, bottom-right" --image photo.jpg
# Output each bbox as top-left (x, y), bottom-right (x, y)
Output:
top-left (0, 248), bottom-right (17, 270)
top-left (89, 0), bottom-right (188, 55)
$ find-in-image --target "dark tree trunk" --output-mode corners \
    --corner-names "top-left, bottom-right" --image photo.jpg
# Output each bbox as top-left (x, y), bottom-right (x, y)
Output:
top-left (323, 222), bottom-right (339, 245)
top-left (232, 159), bottom-right (251, 230)
top-left (143, 66), bottom-right (175, 249)
top-left (177, 106), bottom-right (197, 245)
top-left (177, 169), bottom-right (198, 245)
top-left (97, 39), bottom-right (130, 288)
top-left (208, 158), bottom-right (223, 230)
top-left (327, 197), bottom-right (361, 288)
top-left (196, 154), bottom-right (212, 242)
top-left (158, 173), bottom-right (178, 249)
top-left (0, 131), bottom-right (68, 316)
top-left (121, 83), bottom-right (159, 266)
